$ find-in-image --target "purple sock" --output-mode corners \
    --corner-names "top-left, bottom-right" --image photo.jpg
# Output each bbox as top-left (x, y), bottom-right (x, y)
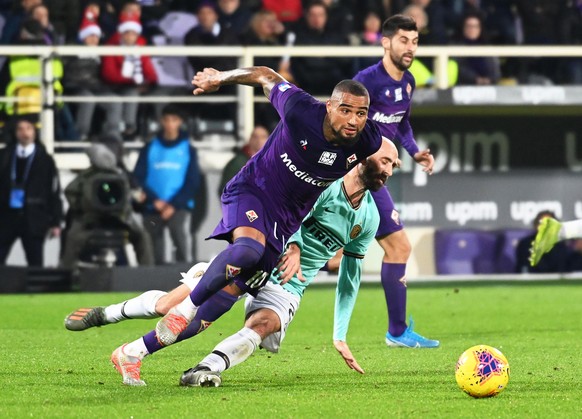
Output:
top-left (381, 262), bottom-right (407, 337)
top-left (190, 237), bottom-right (264, 307)
top-left (176, 290), bottom-right (239, 342)
top-left (142, 290), bottom-right (240, 354)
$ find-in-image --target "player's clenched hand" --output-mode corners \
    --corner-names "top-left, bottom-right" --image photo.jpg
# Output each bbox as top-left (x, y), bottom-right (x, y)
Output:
top-left (192, 68), bottom-right (221, 95)
top-left (413, 149), bottom-right (435, 175)
top-left (333, 340), bottom-right (365, 374)
top-left (274, 243), bottom-right (305, 285)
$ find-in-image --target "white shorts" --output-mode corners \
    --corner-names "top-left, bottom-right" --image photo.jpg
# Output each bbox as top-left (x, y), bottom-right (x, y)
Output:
top-left (244, 281), bottom-right (301, 353)
top-left (179, 262), bottom-right (210, 291)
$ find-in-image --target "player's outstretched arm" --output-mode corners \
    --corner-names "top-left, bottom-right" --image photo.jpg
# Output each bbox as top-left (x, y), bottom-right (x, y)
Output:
top-left (192, 66), bottom-right (287, 98)
top-left (333, 340), bottom-right (365, 374)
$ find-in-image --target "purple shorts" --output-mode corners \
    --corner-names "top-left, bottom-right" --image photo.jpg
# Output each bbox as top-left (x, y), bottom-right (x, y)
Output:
top-left (370, 186), bottom-right (405, 238)
top-left (208, 185), bottom-right (292, 296)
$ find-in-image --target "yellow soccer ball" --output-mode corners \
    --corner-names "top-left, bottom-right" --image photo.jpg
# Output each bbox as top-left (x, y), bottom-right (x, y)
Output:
top-left (455, 345), bottom-right (510, 398)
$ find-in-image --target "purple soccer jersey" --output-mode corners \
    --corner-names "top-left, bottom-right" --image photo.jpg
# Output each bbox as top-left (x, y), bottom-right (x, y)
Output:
top-left (354, 60), bottom-right (420, 237)
top-left (210, 82), bottom-right (382, 280)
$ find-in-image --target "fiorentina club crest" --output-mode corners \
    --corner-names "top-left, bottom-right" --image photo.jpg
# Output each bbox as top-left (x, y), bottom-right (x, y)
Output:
top-left (385, 88), bottom-right (391, 97)
top-left (406, 83), bottom-right (412, 98)
top-left (318, 151), bottom-right (337, 166)
top-left (246, 210), bottom-right (258, 222)
top-left (197, 320), bottom-right (212, 333)
top-left (300, 139), bottom-right (308, 150)
top-left (226, 264), bottom-right (241, 279)
top-left (346, 153), bottom-right (357, 169)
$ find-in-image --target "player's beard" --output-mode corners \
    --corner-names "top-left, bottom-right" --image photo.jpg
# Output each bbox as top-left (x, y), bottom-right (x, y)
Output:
top-left (391, 50), bottom-right (414, 72)
top-left (329, 124), bottom-right (362, 147)
top-left (360, 160), bottom-right (387, 191)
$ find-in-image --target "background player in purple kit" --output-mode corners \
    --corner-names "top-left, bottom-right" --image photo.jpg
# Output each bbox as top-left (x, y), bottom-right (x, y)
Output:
top-left (154, 66), bottom-right (383, 346)
top-left (353, 14), bottom-right (439, 348)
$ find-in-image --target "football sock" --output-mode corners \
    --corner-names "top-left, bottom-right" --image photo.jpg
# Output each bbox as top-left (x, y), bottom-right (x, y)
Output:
top-left (141, 290), bottom-right (239, 355)
top-left (123, 337), bottom-right (149, 360)
top-left (104, 290), bottom-right (167, 323)
top-left (189, 237), bottom-right (264, 306)
top-left (381, 262), bottom-right (408, 337)
top-left (199, 327), bottom-right (262, 372)
top-left (560, 219), bottom-right (582, 240)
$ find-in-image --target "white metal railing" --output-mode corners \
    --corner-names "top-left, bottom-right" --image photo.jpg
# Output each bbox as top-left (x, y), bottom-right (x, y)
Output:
top-left (1, 44), bottom-right (582, 160)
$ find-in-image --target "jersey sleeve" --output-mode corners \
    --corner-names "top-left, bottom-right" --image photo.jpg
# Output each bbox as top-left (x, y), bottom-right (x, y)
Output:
top-left (396, 107), bottom-right (419, 157)
top-left (333, 255), bottom-right (363, 342)
top-left (333, 215), bottom-right (378, 341)
top-left (269, 82), bottom-right (313, 121)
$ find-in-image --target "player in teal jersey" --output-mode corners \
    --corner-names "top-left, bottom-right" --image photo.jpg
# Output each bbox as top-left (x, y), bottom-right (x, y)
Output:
top-left (179, 137), bottom-right (398, 387)
top-left (65, 138), bottom-right (398, 386)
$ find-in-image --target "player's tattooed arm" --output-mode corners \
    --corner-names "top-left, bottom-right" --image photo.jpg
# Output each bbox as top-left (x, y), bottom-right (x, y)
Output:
top-left (192, 66), bottom-right (287, 98)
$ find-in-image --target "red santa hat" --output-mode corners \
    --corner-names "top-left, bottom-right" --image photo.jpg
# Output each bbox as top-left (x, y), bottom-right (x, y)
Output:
top-left (118, 12), bottom-right (142, 34)
top-left (78, 15), bottom-right (102, 41)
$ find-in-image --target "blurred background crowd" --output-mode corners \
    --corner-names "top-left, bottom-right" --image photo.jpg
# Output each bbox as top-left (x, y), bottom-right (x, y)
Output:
top-left (0, 0), bottom-right (581, 274)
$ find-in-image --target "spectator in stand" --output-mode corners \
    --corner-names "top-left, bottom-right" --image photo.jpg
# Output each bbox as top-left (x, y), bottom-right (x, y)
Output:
top-left (290, 1), bottom-right (352, 95)
top-left (133, 104), bottom-right (201, 265)
top-left (452, 12), bottom-right (500, 85)
top-left (217, 125), bottom-right (269, 196)
top-left (184, 1), bottom-right (239, 73)
top-left (184, 1), bottom-right (238, 123)
top-left (63, 7), bottom-right (122, 140)
top-left (262, 0), bottom-right (302, 25)
top-left (1, 18), bottom-right (78, 140)
top-left (101, 11), bottom-right (158, 140)
top-left (354, 10), bottom-right (383, 70)
top-left (30, 3), bottom-right (62, 45)
top-left (479, 0), bottom-right (519, 45)
top-left (402, 0), bottom-right (450, 45)
top-left (0, 0), bottom-right (42, 45)
top-left (514, 0), bottom-right (567, 84)
top-left (320, 0), bottom-right (355, 42)
top-left (402, 4), bottom-right (458, 87)
top-left (217, 0), bottom-right (252, 38)
top-left (0, 117), bottom-right (62, 266)
top-left (240, 9), bottom-right (287, 129)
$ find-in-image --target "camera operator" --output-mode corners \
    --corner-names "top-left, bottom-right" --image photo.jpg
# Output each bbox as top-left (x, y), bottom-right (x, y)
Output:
top-left (60, 141), bottom-right (154, 269)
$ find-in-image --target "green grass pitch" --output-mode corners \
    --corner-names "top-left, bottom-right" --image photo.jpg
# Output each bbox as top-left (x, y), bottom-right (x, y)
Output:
top-left (1, 280), bottom-right (581, 418)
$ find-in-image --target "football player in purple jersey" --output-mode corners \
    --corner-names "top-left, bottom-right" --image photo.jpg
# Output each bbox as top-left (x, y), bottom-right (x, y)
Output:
top-left (353, 14), bottom-right (439, 348)
top-left (153, 66), bottom-right (383, 347)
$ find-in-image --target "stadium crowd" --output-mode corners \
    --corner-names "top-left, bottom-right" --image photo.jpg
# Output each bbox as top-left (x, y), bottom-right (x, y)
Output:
top-left (0, 0), bottom-right (581, 269)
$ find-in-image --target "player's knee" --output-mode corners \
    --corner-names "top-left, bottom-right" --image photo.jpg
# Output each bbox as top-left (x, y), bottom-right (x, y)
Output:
top-left (230, 237), bottom-right (265, 267)
top-left (154, 286), bottom-right (189, 315)
top-left (379, 231), bottom-right (411, 261)
top-left (155, 295), bottom-right (174, 315)
top-left (245, 309), bottom-right (280, 339)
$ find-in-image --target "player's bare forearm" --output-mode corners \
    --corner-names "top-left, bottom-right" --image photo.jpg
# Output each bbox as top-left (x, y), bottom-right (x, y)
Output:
top-left (220, 66), bottom-right (286, 97)
top-left (192, 67), bottom-right (286, 97)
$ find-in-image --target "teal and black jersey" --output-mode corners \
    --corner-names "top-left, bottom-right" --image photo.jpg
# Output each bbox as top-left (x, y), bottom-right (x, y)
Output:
top-left (269, 178), bottom-right (380, 341)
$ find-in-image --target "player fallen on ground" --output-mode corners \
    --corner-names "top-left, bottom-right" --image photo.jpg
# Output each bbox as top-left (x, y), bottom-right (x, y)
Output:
top-left (353, 14), bottom-right (438, 348)
top-left (153, 66), bottom-right (383, 348)
top-left (530, 217), bottom-right (582, 266)
top-left (65, 138), bottom-right (399, 386)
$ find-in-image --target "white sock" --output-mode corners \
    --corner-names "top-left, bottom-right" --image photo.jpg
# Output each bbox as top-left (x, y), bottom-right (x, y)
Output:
top-left (199, 327), bottom-right (262, 373)
top-left (104, 290), bottom-right (167, 323)
top-left (174, 295), bottom-right (198, 320)
top-left (123, 337), bottom-right (149, 360)
top-left (560, 219), bottom-right (582, 240)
